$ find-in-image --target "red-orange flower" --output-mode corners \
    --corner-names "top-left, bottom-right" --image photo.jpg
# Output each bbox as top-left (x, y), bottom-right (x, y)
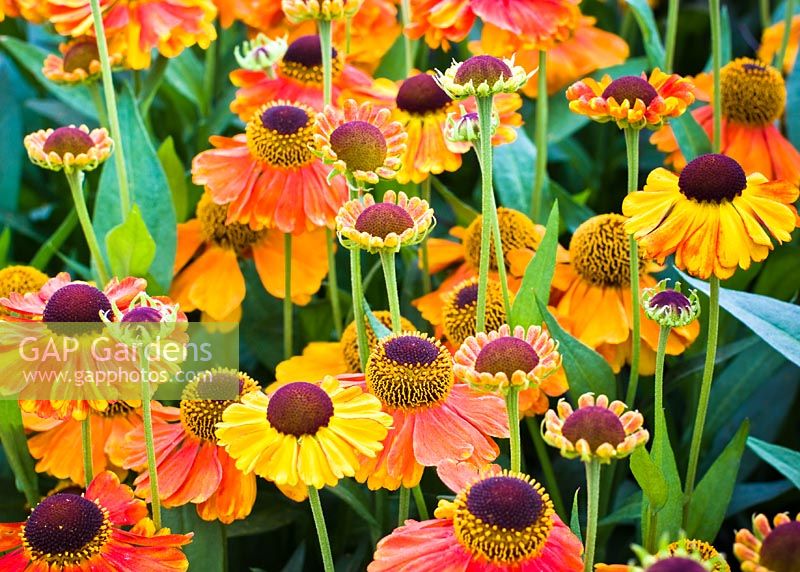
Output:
top-left (759, 14), bottom-right (800, 74)
top-left (46, 0), bottom-right (217, 70)
top-left (192, 100), bottom-right (347, 233)
top-left (0, 471), bottom-right (192, 571)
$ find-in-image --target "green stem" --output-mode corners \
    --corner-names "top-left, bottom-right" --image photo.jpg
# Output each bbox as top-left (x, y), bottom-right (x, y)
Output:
top-left (583, 460), bottom-right (602, 572)
top-left (284, 233), bottom-right (293, 360)
top-left (664, 0), bottom-right (680, 72)
top-left (709, 0), bottom-right (722, 154)
top-left (412, 485), bottom-right (429, 520)
top-left (308, 487), bottom-right (335, 572)
top-left (487, 180), bottom-right (513, 318)
top-left (345, 18), bottom-right (352, 55)
top-left (350, 247), bottom-right (369, 369)
top-left (653, 324), bottom-right (670, 447)
top-left (475, 95), bottom-right (495, 333)
top-left (379, 251), bottom-right (402, 332)
top-left (400, 0), bottom-right (413, 76)
top-left (201, 33), bottom-right (218, 116)
top-left (30, 209), bottom-right (78, 270)
top-left (775, 0), bottom-right (796, 71)
top-left (81, 417), bottom-right (94, 484)
top-left (326, 230), bottom-right (343, 337)
top-left (623, 128), bottom-right (641, 407)
top-left (526, 417), bottom-right (566, 517)
top-left (644, 506), bottom-right (658, 552)
top-left (760, 0), bottom-right (771, 29)
top-left (140, 355), bottom-right (161, 528)
top-left (531, 50), bottom-right (548, 223)
top-left (138, 55), bottom-right (169, 117)
top-left (420, 178), bottom-right (432, 294)
top-left (506, 386), bottom-right (522, 472)
top-left (88, 0), bottom-right (130, 218)
top-left (319, 20), bottom-right (333, 107)
top-left (88, 82), bottom-right (109, 128)
top-left (66, 171), bottom-right (110, 285)
top-left (397, 486), bottom-right (410, 527)
top-left (683, 276), bottom-right (720, 526)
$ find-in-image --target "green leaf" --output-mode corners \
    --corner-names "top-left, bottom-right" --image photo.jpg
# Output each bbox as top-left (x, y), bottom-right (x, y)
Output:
top-left (670, 112), bottom-right (711, 164)
top-left (686, 420), bottom-right (749, 540)
top-left (536, 297), bottom-right (616, 399)
top-left (430, 177), bottom-right (478, 226)
top-left (510, 202), bottom-right (559, 327)
top-left (600, 492), bottom-right (642, 526)
top-left (105, 205), bottom-right (156, 279)
top-left (681, 272), bottom-right (800, 367)
top-left (94, 85), bottom-right (176, 291)
top-left (643, 414), bottom-right (682, 542)
top-left (493, 128), bottom-right (535, 213)
top-left (624, 0), bottom-right (666, 69)
top-left (746, 437), bottom-right (800, 489)
top-left (157, 137), bottom-right (190, 222)
top-left (787, 37), bottom-right (800, 147)
top-left (0, 36), bottom-right (96, 120)
top-left (164, 50), bottom-right (204, 110)
top-left (0, 401), bottom-right (39, 506)
top-left (325, 481), bottom-right (381, 543)
top-left (549, 181), bottom-right (595, 233)
top-left (727, 480), bottom-right (795, 516)
top-left (0, 61), bottom-right (22, 211)
top-left (569, 489), bottom-right (582, 542)
top-left (161, 505), bottom-right (225, 572)
top-left (363, 299), bottom-right (392, 340)
top-left (630, 447), bottom-right (667, 511)
top-left (0, 227), bottom-right (11, 267)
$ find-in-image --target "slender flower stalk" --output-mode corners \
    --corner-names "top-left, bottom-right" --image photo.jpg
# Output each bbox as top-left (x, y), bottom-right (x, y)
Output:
top-left (327, 229), bottom-right (343, 336)
top-left (775, 0), bottom-right (796, 70)
top-left (81, 417), bottom-right (94, 484)
top-left (319, 20), bottom-right (334, 106)
top-left (139, 355), bottom-right (162, 528)
top-left (397, 486), bottom-right (410, 526)
top-left (379, 251), bottom-right (402, 332)
top-left (623, 128), bottom-right (641, 406)
top-left (583, 459), bottom-right (601, 572)
top-left (400, 0), bottom-right (413, 76)
top-left (709, 0), bottom-right (723, 153)
top-left (683, 276), bottom-right (720, 525)
top-left (308, 486), bottom-right (335, 572)
top-left (526, 416), bottom-right (566, 517)
top-left (532, 50), bottom-right (548, 222)
top-left (760, 0), bottom-right (771, 29)
top-left (475, 95), bottom-right (499, 333)
top-left (88, 83), bottom-right (109, 128)
top-left (88, 0), bottom-right (130, 218)
top-left (65, 171), bottom-right (110, 285)
top-left (665, 0), bottom-right (681, 72)
top-left (284, 233), bottom-right (293, 359)
top-left (344, 175), bottom-right (370, 368)
top-left (420, 178), bottom-right (432, 294)
top-left (412, 484), bottom-right (429, 520)
top-left (507, 386), bottom-right (522, 472)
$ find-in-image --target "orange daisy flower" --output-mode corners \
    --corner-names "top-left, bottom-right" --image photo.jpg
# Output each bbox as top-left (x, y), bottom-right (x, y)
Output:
top-left (650, 59), bottom-right (800, 184)
top-left (567, 68), bottom-right (695, 130)
top-left (734, 512), bottom-right (799, 572)
top-left (368, 467), bottom-right (584, 571)
top-left (170, 193), bottom-right (330, 323)
top-left (406, 0), bottom-right (475, 51)
top-left (122, 370), bottom-right (260, 524)
top-left (192, 100), bottom-right (348, 233)
top-left (46, 0), bottom-right (217, 70)
top-left (550, 214), bottom-right (699, 374)
top-left (0, 0), bottom-right (44, 23)
top-left (23, 402), bottom-right (145, 486)
top-left (230, 34), bottom-right (375, 120)
top-left (349, 330), bottom-right (509, 490)
top-left (759, 14), bottom-right (800, 74)
top-left (471, 16), bottom-right (629, 98)
top-left (0, 272), bottom-right (147, 419)
top-left (0, 471), bottom-right (192, 571)
top-left (43, 38), bottom-right (124, 85)
top-left (214, 0), bottom-right (283, 28)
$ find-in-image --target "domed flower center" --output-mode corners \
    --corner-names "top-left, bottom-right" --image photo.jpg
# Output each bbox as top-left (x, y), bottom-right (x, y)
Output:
top-left (454, 55), bottom-right (512, 86)
top-left (23, 494), bottom-right (110, 561)
top-left (601, 76), bottom-right (658, 106)
top-left (329, 121), bottom-right (388, 173)
top-left (246, 102), bottom-right (315, 168)
top-left (367, 333), bottom-right (454, 409)
top-left (570, 214), bottom-right (642, 287)
top-left (121, 306), bottom-right (163, 323)
top-left (678, 153), bottom-right (747, 203)
top-left (43, 127), bottom-right (94, 158)
top-left (463, 208), bottom-right (539, 272)
top-left (341, 311), bottom-right (413, 373)
top-left (649, 558), bottom-right (707, 572)
top-left (181, 370), bottom-right (256, 441)
top-left (474, 337), bottom-right (540, 377)
top-left (63, 41), bottom-right (100, 73)
top-left (267, 382), bottom-right (334, 437)
top-left (561, 406), bottom-right (626, 451)
top-left (759, 520), bottom-right (800, 572)
top-left (197, 194), bottom-right (265, 252)
top-left (43, 283), bottom-right (111, 323)
top-left (354, 203), bottom-right (414, 238)
top-left (0, 266), bottom-right (48, 316)
top-left (721, 58), bottom-right (786, 125)
top-left (453, 472), bottom-right (554, 565)
top-left (396, 73), bottom-right (452, 114)
top-left (443, 279), bottom-right (506, 346)
top-left (279, 35), bottom-right (340, 84)
top-left (650, 290), bottom-right (692, 313)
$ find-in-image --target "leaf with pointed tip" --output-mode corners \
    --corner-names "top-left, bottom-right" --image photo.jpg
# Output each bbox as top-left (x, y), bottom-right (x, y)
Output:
top-left (746, 437), bottom-right (800, 489)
